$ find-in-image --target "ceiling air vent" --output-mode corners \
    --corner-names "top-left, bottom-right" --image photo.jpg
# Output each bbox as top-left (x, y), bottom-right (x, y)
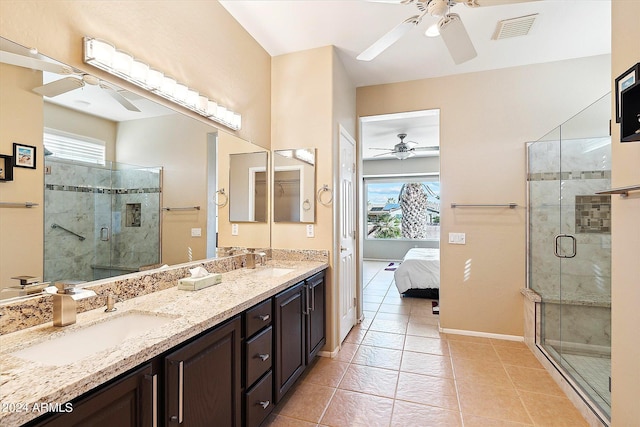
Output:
top-left (492, 14), bottom-right (538, 40)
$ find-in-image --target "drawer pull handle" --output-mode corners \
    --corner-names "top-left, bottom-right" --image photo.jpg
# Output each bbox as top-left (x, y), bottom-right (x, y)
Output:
top-left (257, 353), bottom-right (270, 361)
top-left (258, 314), bottom-right (270, 322)
top-left (258, 400), bottom-right (270, 410)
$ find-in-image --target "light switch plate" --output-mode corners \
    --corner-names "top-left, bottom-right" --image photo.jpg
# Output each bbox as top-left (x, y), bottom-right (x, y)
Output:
top-left (231, 224), bottom-right (239, 236)
top-left (448, 232), bottom-right (466, 244)
top-left (191, 228), bottom-right (201, 237)
top-left (306, 224), bottom-right (314, 238)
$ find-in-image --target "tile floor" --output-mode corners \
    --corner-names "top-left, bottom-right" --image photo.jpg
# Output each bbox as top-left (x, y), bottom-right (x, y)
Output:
top-left (264, 261), bottom-right (589, 427)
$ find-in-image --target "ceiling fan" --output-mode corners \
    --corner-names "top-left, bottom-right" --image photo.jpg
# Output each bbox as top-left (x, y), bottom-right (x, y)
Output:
top-left (358, 0), bottom-right (535, 64)
top-left (0, 50), bottom-right (140, 112)
top-left (369, 133), bottom-right (439, 160)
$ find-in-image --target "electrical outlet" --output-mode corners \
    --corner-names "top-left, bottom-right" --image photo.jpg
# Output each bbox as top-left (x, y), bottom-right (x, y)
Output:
top-left (306, 224), bottom-right (314, 238)
top-left (448, 232), bottom-right (466, 244)
top-left (191, 228), bottom-right (201, 237)
top-left (231, 223), bottom-right (239, 236)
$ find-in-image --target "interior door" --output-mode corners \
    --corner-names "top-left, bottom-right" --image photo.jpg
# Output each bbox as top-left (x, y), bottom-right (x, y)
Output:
top-left (338, 126), bottom-right (357, 343)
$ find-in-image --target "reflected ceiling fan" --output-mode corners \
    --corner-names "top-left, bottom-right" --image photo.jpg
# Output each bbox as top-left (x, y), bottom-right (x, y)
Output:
top-left (370, 133), bottom-right (439, 160)
top-left (359, 0), bottom-right (536, 64)
top-left (0, 50), bottom-right (140, 112)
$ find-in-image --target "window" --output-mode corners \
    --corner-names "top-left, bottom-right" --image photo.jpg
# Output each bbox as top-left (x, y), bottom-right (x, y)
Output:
top-left (43, 128), bottom-right (106, 165)
top-left (365, 178), bottom-right (440, 240)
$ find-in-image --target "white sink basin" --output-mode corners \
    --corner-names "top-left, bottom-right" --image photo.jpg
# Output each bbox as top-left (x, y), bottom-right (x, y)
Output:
top-left (251, 267), bottom-right (295, 278)
top-left (12, 312), bottom-right (174, 366)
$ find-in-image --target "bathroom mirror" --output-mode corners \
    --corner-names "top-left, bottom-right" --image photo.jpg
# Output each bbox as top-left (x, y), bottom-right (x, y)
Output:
top-left (0, 36), bottom-right (270, 301)
top-left (273, 148), bottom-right (316, 223)
top-left (229, 152), bottom-right (268, 222)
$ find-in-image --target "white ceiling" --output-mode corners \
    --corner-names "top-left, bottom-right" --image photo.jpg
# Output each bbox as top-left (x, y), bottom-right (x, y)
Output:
top-left (220, 0), bottom-right (611, 158)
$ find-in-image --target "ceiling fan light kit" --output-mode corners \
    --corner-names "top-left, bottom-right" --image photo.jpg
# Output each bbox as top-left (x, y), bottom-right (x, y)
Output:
top-left (83, 37), bottom-right (242, 130)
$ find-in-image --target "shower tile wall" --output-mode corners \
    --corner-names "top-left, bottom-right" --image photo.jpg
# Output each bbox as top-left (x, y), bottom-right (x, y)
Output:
top-left (44, 160), bottom-right (160, 283)
top-left (528, 137), bottom-right (611, 348)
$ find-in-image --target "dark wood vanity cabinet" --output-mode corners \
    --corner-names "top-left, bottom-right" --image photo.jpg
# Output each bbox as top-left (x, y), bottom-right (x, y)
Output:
top-left (273, 271), bottom-right (326, 404)
top-left (29, 363), bottom-right (155, 427)
top-left (165, 316), bottom-right (242, 427)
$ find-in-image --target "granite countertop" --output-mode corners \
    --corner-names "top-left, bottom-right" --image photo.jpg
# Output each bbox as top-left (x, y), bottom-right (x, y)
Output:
top-left (0, 260), bottom-right (327, 426)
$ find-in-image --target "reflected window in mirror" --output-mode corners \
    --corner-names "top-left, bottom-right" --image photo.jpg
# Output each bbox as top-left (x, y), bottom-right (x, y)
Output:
top-left (229, 152), bottom-right (268, 222)
top-left (273, 148), bottom-right (316, 223)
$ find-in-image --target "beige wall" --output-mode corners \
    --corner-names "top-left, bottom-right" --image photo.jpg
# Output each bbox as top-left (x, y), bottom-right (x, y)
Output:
top-left (610, 0), bottom-right (640, 424)
top-left (357, 54), bottom-right (611, 336)
top-left (0, 63), bottom-right (44, 289)
top-left (44, 103), bottom-right (117, 160)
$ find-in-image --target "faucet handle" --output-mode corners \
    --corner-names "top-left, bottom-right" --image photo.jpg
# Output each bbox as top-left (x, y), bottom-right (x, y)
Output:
top-left (104, 294), bottom-right (118, 312)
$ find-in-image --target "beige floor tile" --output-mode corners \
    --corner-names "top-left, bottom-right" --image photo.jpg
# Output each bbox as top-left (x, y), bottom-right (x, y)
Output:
top-left (462, 414), bottom-right (533, 426)
top-left (374, 312), bottom-right (409, 323)
top-left (363, 288), bottom-right (388, 297)
top-left (395, 371), bottom-right (459, 410)
top-left (363, 294), bottom-right (385, 304)
top-left (302, 357), bottom-right (349, 387)
top-left (338, 364), bottom-right (399, 398)
top-left (352, 344), bottom-right (403, 370)
top-left (320, 389), bottom-right (394, 427)
top-left (519, 390), bottom-right (589, 426)
top-left (494, 346), bottom-right (543, 369)
top-left (400, 350), bottom-right (454, 378)
top-left (263, 413), bottom-right (320, 427)
top-left (368, 318), bottom-right (408, 334)
top-left (457, 381), bottom-right (533, 425)
top-left (275, 381), bottom-right (335, 423)
top-left (344, 326), bottom-right (368, 344)
top-left (333, 342), bottom-right (359, 363)
top-left (504, 365), bottom-right (565, 396)
top-left (490, 339), bottom-right (528, 349)
top-left (409, 304), bottom-right (438, 316)
top-left (408, 314), bottom-right (440, 326)
top-left (448, 340), bottom-right (502, 363)
top-left (452, 357), bottom-right (514, 389)
top-left (361, 330), bottom-right (406, 350)
top-left (404, 335), bottom-right (449, 356)
top-left (382, 295), bottom-right (405, 305)
top-left (390, 400), bottom-right (462, 427)
top-left (406, 322), bottom-right (442, 339)
top-left (363, 302), bottom-right (381, 312)
top-left (377, 304), bottom-right (412, 315)
top-left (442, 334), bottom-right (491, 344)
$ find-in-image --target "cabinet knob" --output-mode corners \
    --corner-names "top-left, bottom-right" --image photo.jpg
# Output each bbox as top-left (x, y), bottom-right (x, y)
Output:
top-left (258, 400), bottom-right (270, 410)
top-left (257, 353), bottom-right (270, 362)
top-left (258, 314), bottom-right (270, 322)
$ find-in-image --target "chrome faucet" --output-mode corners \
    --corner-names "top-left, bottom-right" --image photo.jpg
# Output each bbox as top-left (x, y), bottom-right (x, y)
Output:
top-left (245, 249), bottom-right (267, 269)
top-left (50, 282), bottom-right (97, 327)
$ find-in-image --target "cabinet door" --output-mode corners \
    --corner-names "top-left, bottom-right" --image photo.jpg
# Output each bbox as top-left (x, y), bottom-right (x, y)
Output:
top-left (306, 272), bottom-right (326, 363)
top-left (165, 316), bottom-right (241, 427)
top-left (30, 363), bottom-right (155, 427)
top-left (273, 282), bottom-right (306, 403)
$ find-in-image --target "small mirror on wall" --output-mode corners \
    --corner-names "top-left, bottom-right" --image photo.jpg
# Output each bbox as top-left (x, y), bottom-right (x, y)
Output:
top-left (229, 152), bottom-right (268, 222)
top-left (273, 148), bottom-right (316, 223)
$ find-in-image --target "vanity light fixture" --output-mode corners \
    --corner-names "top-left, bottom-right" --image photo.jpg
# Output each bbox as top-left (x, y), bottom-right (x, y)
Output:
top-left (83, 37), bottom-right (242, 130)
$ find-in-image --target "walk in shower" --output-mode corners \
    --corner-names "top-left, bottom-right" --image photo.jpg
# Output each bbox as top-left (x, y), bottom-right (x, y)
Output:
top-left (527, 93), bottom-right (611, 420)
top-left (44, 158), bottom-right (162, 283)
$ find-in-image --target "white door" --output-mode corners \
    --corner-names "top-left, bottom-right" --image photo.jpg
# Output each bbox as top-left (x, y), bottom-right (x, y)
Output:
top-left (339, 126), bottom-right (357, 343)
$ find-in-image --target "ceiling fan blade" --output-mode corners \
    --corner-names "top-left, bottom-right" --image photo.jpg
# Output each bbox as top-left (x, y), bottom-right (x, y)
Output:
top-left (101, 85), bottom-right (141, 112)
top-left (438, 13), bottom-right (477, 65)
top-left (458, 0), bottom-right (538, 7)
top-left (33, 77), bottom-right (84, 97)
top-left (357, 15), bottom-right (421, 61)
top-left (0, 50), bottom-right (73, 75)
top-left (369, 147), bottom-right (397, 151)
top-left (413, 146), bottom-right (440, 151)
top-left (373, 152), bottom-right (394, 157)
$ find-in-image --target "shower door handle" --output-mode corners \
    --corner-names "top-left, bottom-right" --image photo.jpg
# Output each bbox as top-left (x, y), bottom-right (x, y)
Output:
top-left (554, 234), bottom-right (577, 258)
top-left (100, 227), bottom-right (110, 242)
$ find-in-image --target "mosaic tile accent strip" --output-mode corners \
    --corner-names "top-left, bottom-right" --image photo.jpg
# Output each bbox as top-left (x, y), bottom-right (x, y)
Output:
top-left (45, 184), bottom-right (161, 194)
top-left (527, 170), bottom-right (611, 182)
top-left (575, 195), bottom-right (611, 234)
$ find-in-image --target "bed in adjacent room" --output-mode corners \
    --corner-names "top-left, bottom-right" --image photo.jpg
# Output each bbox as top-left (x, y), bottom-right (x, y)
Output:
top-left (394, 247), bottom-right (440, 299)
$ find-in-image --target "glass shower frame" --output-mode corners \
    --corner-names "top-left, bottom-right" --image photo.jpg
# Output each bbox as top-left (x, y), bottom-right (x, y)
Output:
top-left (527, 93), bottom-right (612, 422)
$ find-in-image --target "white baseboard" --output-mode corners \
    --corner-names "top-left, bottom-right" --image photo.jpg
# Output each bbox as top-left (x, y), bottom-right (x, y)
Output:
top-left (318, 347), bottom-right (340, 358)
top-left (439, 327), bottom-right (524, 342)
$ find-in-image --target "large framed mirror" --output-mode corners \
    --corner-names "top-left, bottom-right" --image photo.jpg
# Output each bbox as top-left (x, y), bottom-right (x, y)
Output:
top-left (273, 148), bottom-right (316, 223)
top-left (0, 36), bottom-right (270, 301)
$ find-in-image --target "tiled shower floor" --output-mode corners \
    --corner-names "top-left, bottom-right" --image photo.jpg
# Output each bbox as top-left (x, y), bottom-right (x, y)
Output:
top-left (263, 261), bottom-right (589, 426)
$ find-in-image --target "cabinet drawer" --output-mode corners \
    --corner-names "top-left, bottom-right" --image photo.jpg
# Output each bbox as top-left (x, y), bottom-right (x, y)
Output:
top-left (245, 299), bottom-right (272, 338)
top-left (245, 371), bottom-right (273, 427)
top-left (246, 326), bottom-right (273, 387)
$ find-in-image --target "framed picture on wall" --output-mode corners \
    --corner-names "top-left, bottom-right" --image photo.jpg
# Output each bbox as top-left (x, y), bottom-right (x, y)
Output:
top-left (615, 63), bottom-right (639, 123)
top-left (13, 143), bottom-right (37, 169)
top-left (0, 154), bottom-right (14, 181)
